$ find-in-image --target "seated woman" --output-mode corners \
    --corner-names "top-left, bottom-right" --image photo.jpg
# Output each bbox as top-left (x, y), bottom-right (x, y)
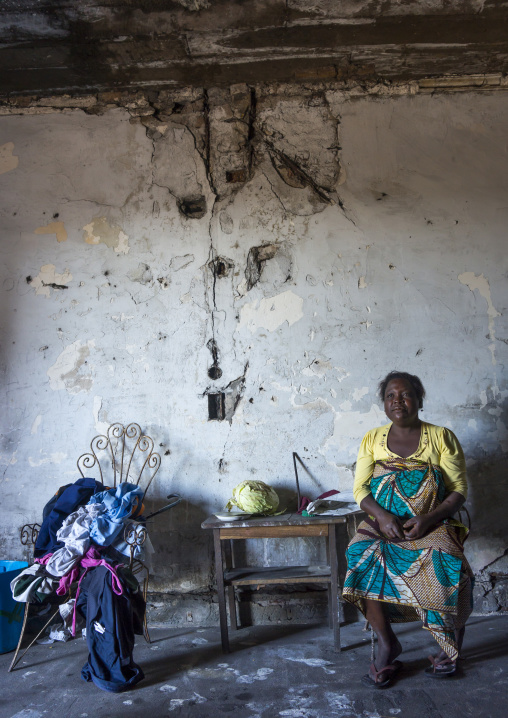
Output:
top-left (343, 371), bottom-right (473, 687)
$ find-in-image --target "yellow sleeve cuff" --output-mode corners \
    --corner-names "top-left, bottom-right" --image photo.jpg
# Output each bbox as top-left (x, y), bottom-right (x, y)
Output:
top-left (353, 430), bottom-right (376, 506)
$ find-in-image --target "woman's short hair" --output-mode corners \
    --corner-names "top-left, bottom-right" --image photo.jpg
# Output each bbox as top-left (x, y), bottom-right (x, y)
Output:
top-left (378, 371), bottom-right (426, 409)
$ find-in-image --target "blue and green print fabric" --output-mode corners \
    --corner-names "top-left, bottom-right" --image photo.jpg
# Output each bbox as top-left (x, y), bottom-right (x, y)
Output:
top-left (343, 458), bottom-right (473, 661)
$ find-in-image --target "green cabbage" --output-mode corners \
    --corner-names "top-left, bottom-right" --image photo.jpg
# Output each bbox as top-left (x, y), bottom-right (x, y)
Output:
top-left (226, 480), bottom-right (280, 515)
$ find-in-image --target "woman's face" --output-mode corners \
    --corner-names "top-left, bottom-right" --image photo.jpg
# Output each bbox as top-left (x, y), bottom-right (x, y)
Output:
top-left (383, 378), bottom-right (420, 427)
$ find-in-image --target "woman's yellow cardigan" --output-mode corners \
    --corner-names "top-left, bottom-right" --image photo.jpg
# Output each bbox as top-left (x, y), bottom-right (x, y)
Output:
top-left (353, 421), bottom-right (468, 506)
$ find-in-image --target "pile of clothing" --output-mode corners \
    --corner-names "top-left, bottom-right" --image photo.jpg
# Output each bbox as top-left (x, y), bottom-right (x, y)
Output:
top-left (11, 477), bottom-right (151, 692)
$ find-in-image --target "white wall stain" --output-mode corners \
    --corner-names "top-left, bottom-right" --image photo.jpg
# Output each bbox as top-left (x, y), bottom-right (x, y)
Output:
top-left (236, 277), bottom-right (248, 297)
top-left (31, 415), bottom-right (42, 435)
top-left (334, 367), bottom-right (350, 382)
top-left (47, 340), bottom-right (95, 394)
top-left (0, 451), bottom-right (17, 467)
top-left (302, 358), bottom-right (332, 378)
top-left (358, 275), bottom-right (367, 289)
top-left (83, 217), bottom-right (129, 254)
top-left (238, 290), bottom-right (303, 333)
top-left (270, 381), bottom-right (292, 393)
top-left (111, 313), bottom-right (135, 322)
top-left (170, 254), bottom-right (195, 271)
top-left (34, 221), bottom-right (68, 243)
top-left (28, 452), bottom-right (67, 467)
top-left (93, 395), bottom-right (109, 435)
top-left (324, 403), bottom-right (386, 455)
top-left (0, 141), bottom-right (18, 174)
top-left (30, 264), bottom-right (72, 297)
top-left (352, 386), bottom-right (369, 401)
top-left (459, 271), bottom-right (500, 372)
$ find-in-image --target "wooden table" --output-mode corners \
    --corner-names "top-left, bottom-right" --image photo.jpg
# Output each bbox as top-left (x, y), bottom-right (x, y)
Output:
top-left (201, 511), bottom-right (362, 653)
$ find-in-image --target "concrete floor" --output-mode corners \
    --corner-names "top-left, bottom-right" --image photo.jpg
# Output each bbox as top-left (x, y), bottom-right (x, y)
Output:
top-left (1, 615), bottom-right (507, 718)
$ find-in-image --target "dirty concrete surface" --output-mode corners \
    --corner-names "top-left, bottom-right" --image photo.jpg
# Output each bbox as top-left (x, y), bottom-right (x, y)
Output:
top-left (2, 616), bottom-right (507, 718)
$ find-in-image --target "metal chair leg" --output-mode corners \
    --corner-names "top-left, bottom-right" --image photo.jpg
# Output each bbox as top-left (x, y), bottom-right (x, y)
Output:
top-left (141, 575), bottom-right (151, 643)
top-left (9, 604), bottom-right (61, 672)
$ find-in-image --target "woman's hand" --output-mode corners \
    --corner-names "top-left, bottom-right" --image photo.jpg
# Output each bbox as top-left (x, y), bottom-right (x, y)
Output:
top-left (378, 513), bottom-right (405, 540)
top-left (359, 494), bottom-right (405, 539)
top-left (402, 514), bottom-right (435, 539)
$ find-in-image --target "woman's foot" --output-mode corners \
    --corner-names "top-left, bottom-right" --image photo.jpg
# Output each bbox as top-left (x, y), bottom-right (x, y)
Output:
top-left (364, 637), bottom-right (403, 687)
top-left (376, 636), bottom-right (403, 671)
top-left (424, 653), bottom-right (456, 678)
top-left (362, 660), bottom-right (403, 688)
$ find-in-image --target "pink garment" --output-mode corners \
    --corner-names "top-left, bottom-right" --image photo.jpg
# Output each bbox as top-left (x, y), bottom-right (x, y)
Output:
top-left (34, 553), bottom-right (53, 565)
top-left (57, 565), bottom-right (80, 596)
top-left (71, 546), bottom-right (124, 636)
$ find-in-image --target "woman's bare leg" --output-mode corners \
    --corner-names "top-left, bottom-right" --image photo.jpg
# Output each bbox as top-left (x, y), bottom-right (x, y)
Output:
top-left (364, 599), bottom-right (402, 674)
top-left (434, 625), bottom-right (465, 662)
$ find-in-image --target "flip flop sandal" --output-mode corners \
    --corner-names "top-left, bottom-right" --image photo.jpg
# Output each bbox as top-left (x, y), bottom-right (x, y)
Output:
top-left (424, 655), bottom-right (456, 678)
top-left (362, 660), bottom-right (403, 689)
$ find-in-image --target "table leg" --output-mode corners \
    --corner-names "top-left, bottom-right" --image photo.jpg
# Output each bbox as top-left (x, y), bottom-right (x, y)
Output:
top-left (325, 538), bottom-right (332, 628)
top-left (213, 529), bottom-right (230, 653)
top-left (224, 539), bottom-right (238, 630)
top-left (227, 587), bottom-right (238, 630)
top-left (329, 523), bottom-right (340, 652)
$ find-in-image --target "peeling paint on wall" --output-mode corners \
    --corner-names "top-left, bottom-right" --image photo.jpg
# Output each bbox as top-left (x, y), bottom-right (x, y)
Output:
top-left (170, 254), bottom-right (195, 271)
top-left (93, 395), bottom-right (109, 435)
top-left (459, 271), bottom-right (500, 371)
top-left (34, 221), bottom-right (68, 243)
top-left (352, 387), bottom-right (369, 401)
top-left (47, 340), bottom-right (95, 394)
top-left (29, 264), bottom-right (72, 297)
top-left (324, 403), bottom-right (386, 456)
top-left (0, 141), bottom-right (18, 174)
top-left (30, 415), bottom-right (42, 435)
top-left (238, 290), bottom-right (304, 333)
top-left (301, 358), bottom-right (332, 378)
top-left (83, 217), bottom-right (129, 254)
top-left (28, 452), bottom-right (66, 467)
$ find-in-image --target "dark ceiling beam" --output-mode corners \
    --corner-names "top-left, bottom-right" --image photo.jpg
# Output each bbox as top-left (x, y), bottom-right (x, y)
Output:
top-left (1, 3), bottom-right (507, 95)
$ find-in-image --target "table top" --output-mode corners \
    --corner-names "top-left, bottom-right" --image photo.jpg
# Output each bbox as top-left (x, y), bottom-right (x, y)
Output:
top-left (201, 510), bottom-right (363, 530)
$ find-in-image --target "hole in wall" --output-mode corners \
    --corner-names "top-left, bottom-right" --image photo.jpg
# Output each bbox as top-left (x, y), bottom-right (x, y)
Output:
top-left (178, 196), bottom-right (207, 219)
top-left (245, 244), bottom-right (278, 290)
top-left (208, 393), bottom-right (225, 421)
top-left (208, 365), bottom-right (223, 380)
top-left (216, 261), bottom-right (227, 277)
top-left (209, 257), bottom-right (233, 278)
top-left (226, 169), bottom-right (247, 183)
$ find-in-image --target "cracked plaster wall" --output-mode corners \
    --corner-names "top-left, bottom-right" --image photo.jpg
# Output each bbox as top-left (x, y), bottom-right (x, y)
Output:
top-left (1, 85), bottom-right (507, 622)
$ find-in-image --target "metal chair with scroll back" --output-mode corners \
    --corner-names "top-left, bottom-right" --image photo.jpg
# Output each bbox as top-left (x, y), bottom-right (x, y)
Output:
top-left (9, 422), bottom-right (180, 672)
